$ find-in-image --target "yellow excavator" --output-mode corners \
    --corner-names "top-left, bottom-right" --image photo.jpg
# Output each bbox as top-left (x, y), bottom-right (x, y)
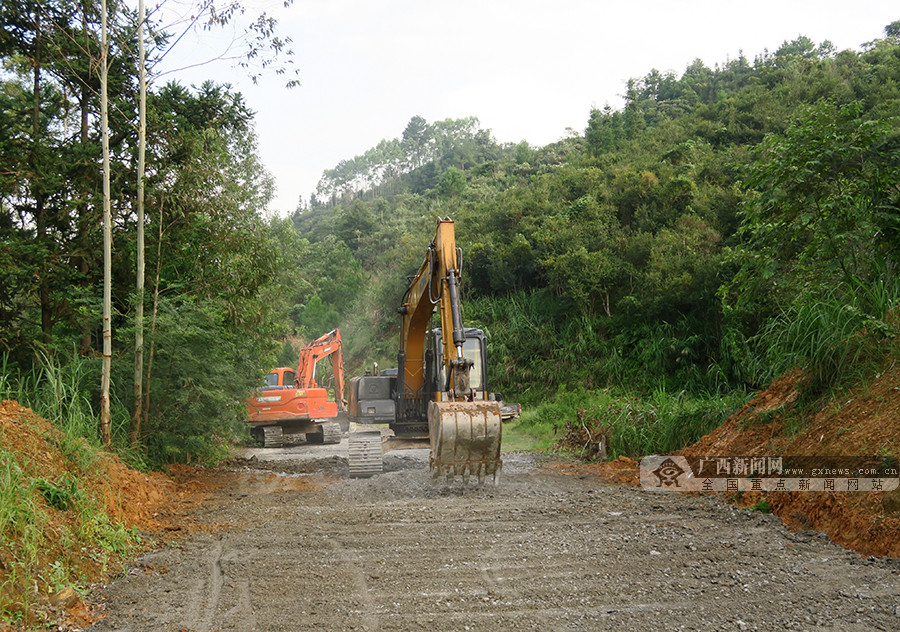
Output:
top-left (348, 217), bottom-right (505, 482)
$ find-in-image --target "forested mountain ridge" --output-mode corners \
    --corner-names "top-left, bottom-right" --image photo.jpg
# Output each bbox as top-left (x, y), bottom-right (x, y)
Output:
top-left (289, 26), bottom-right (900, 417)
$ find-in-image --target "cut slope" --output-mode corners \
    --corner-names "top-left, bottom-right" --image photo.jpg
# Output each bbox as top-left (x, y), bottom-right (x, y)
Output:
top-left (680, 365), bottom-right (900, 557)
top-left (0, 401), bottom-right (178, 626)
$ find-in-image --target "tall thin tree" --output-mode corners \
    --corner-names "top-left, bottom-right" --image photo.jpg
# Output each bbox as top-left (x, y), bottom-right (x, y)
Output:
top-left (99, 0), bottom-right (112, 446)
top-left (131, 0), bottom-right (147, 445)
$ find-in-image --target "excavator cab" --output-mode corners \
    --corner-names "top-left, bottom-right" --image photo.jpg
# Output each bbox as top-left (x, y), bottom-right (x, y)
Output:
top-left (429, 328), bottom-right (487, 395)
top-left (262, 368), bottom-right (295, 388)
top-left (349, 328), bottom-right (491, 427)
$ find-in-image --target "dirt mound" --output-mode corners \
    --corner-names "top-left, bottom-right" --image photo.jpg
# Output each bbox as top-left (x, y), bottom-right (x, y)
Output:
top-left (0, 401), bottom-right (230, 627)
top-left (681, 371), bottom-right (804, 457)
top-left (680, 364), bottom-right (900, 558)
top-left (546, 455), bottom-right (641, 486)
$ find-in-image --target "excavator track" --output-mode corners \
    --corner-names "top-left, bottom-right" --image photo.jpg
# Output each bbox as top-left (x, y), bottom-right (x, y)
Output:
top-left (319, 421), bottom-right (342, 444)
top-left (256, 425), bottom-right (284, 448)
top-left (429, 400), bottom-right (502, 484)
top-left (348, 431), bottom-right (383, 478)
top-left (307, 421), bottom-right (342, 445)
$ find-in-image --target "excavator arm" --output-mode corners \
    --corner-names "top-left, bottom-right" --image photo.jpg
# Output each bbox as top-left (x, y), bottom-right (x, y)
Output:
top-left (296, 329), bottom-right (346, 409)
top-left (398, 217), bottom-right (502, 483)
top-left (398, 218), bottom-right (473, 403)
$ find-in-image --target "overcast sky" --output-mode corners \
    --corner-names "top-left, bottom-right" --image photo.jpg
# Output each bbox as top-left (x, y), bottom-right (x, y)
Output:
top-left (156, 1), bottom-right (899, 216)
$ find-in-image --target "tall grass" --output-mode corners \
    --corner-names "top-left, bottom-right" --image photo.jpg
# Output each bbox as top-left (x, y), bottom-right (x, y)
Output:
top-left (467, 290), bottom-right (741, 409)
top-left (1, 351), bottom-right (99, 439)
top-left (760, 273), bottom-right (900, 392)
top-left (0, 350), bottom-right (148, 471)
top-left (512, 386), bottom-right (747, 459)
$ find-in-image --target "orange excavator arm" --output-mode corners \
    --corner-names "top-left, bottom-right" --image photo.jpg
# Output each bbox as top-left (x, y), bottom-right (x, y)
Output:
top-left (296, 328), bottom-right (346, 409)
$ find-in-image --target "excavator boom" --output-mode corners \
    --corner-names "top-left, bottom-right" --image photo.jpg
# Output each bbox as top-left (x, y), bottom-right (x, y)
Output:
top-left (399, 218), bottom-right (502, 482)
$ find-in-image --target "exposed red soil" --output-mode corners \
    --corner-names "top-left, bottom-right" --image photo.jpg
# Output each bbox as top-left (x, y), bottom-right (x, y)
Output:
top-left (682, 363), bottom-right (900, 558)
top-left (546, 455), bottom-right (641, 487)
top-left (680, 371), bottom-right (806, 458)
top-left (0, 400), bottom-right (320, 629)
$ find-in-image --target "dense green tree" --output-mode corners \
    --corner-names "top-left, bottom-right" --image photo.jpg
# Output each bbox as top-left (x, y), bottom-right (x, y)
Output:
top-left (0, 0), bottom-right (139, 357)
top-left (734, 100), bottom-right (899, 304)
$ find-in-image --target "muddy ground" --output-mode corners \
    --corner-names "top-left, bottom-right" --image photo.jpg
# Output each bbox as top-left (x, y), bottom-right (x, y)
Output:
top-left (87, 439), bottom-right (900, 632)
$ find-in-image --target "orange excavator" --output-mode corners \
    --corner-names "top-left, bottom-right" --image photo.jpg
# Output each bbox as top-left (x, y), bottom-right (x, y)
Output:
top-left (246, 329), bottom-right (347, 447)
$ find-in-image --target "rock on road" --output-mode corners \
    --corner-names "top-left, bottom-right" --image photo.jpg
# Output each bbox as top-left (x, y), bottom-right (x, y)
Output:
top-left (89, 446), bottom-right (900, 632)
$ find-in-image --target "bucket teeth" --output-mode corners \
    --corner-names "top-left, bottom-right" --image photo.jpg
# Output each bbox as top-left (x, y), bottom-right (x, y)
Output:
top-left (430, 461), bottom-right (501, 485)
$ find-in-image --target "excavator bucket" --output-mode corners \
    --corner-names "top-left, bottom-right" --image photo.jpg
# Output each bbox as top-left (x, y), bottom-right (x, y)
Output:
top-left (428, 400), bottom-right (502, 484)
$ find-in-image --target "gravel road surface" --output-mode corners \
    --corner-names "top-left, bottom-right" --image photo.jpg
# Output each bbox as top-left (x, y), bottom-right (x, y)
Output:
top-left (88, 440), bottom-right (900, 632)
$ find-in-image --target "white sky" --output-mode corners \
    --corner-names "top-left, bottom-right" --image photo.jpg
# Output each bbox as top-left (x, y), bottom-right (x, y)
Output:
top-left (155, 1), bottom-right (899, 216)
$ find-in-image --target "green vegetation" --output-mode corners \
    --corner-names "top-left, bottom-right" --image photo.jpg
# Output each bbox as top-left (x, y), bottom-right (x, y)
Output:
top-left (0, 433), bottom-right (142, 626)
top-left (2, 11), bottom-right (899, 468)
top-left (513, 387), bottom-right (745, 458)
top-left (0, 0), bottom-right (290, 465)
top-left (500, 425), bottom-right (554, 453)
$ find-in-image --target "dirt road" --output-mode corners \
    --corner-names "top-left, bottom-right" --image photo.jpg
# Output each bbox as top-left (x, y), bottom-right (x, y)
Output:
top-left (89, 443), bottom-right (900, 632)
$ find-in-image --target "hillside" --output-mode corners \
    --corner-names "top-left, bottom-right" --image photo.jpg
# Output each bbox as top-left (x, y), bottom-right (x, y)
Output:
top-left (2, 21), bottom-right (898, 471)
top-left (681, 363), bottom-right (900, 557)
top-left (287, 25), bottom-right (900, 422)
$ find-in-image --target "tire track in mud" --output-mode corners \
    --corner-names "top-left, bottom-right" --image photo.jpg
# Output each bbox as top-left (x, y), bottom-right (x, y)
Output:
top-left (180, 537), bottom-right (259, 632)
top-left (183, 538), bottom-right (224, 632)
top-left (325, 537), bottom-right (381, 631)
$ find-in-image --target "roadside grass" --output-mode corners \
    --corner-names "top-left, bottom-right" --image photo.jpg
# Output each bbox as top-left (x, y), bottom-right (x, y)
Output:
top-left (0, 351), bottom-right (148, 470)
top-left (501, 424), bottom-right (555, 452)
top-left (0, 354), bottom-right (146, 626)
top-left (511, 387), bottom-right (748, 460)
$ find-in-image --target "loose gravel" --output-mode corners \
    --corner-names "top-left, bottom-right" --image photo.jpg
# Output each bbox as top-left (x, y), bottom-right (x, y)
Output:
top-left (88, 446), bottom-right (900, 632)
